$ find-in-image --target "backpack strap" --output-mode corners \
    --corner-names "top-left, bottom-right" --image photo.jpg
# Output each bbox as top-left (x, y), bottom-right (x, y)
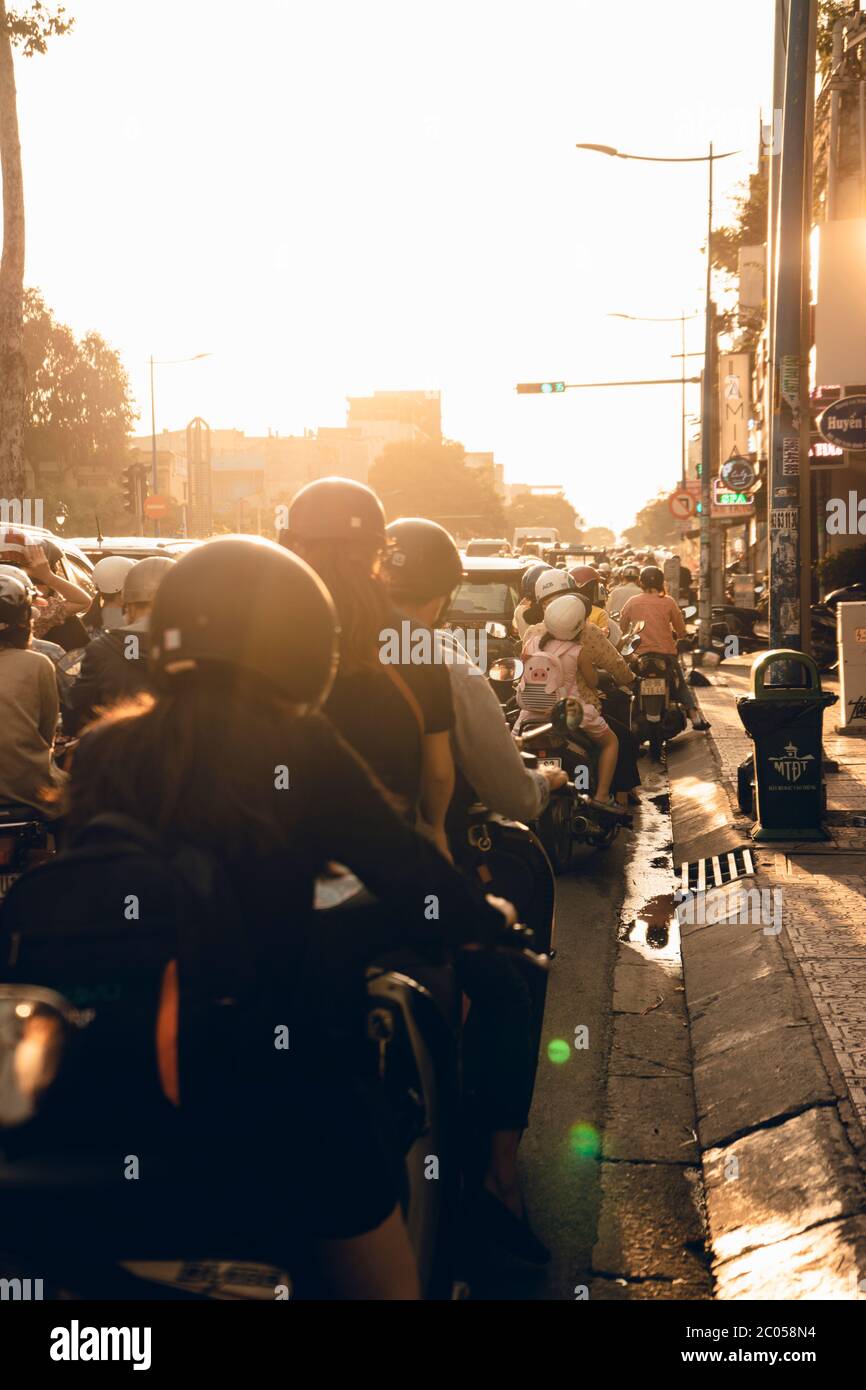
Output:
top-left (383, 663), bottom-right (426, 739)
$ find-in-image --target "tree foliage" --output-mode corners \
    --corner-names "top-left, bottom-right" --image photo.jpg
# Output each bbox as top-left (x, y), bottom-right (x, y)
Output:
top-left (622, 492), bottom-right (683, 548)
top-left (23, 289), bottom-right (136, 470)
top-left (505, 491), bottom-right (584, 543)
top-left (2, 2), bottom-right (73, 56)
top-left (369, 438), bottom-right (505, 533)
top-left (581, 525), bottom-right (616, 548)
top-left (710, 168), bottom-right (769, 278)
top-left (817, 1), bottom-right (857, 81)
top-left (816, 540), bottom-right (866, 591)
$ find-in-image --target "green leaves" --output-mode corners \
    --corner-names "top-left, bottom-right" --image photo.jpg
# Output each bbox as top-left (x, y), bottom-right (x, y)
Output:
top-left (2, 2), bottom-right (74, 58)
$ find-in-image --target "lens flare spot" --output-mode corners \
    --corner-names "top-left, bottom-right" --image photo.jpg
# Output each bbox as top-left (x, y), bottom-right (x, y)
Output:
top-left (569, 1122), bottom-right (601, 1158)
top-left (547, 1038), bottom-right (571, 1065)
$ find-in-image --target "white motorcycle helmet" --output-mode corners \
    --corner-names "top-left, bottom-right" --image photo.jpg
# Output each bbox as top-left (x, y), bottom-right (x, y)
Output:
top-left (92, 555), bottom-right (136, 595)
top-left (543, 594), bottom-right (588, 641)
top-left (535, 568), bottom-right (577, 604)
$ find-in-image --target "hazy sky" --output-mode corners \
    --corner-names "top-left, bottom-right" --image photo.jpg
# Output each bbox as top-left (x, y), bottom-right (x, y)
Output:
top-left (16, 0), bottom-right (773, 531)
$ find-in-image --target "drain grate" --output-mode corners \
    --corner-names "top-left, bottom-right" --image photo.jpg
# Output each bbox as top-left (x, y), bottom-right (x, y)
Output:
top-left (679, 847), bottom-right (755, 895)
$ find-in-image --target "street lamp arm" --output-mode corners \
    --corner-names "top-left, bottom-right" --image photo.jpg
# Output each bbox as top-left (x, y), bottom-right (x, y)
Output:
top-left (608, 311), bottom-right (701, 322)
top-left (577, 143), bottom-right (740, 162)
top-left (150, 352), bottom-right (213, 366)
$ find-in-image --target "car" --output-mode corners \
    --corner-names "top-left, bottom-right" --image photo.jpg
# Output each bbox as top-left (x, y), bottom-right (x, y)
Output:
top-left (463, 537), bottom-right (511, 558)
top-left (69, 536), bottom-right (199, 563)
top-left (0, 522), bottom-right (95, 588)
top-left (444, 555), bottom-right (528, 666)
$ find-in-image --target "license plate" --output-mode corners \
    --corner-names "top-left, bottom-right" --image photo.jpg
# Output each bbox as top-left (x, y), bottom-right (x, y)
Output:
top-left (641, 678), bottom-right (667, 695)
top-left (540, 757), bottom-right (562, 770)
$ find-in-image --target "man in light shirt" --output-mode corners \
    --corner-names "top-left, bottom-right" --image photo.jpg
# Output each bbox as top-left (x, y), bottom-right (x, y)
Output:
top-left (620, 567), bottom-right (710, 732)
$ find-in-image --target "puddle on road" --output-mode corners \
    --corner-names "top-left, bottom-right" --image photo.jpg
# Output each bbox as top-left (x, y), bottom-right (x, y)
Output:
top-left (619, 892), bottom-right (682, 966)
top-left (619, 778), bottom-right (682, 968)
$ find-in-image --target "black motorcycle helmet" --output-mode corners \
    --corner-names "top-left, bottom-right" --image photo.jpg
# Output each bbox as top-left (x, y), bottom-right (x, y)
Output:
top-left (149, 536), bottom-right (339, 707)
top-left (520, 562), bottom-right (552, 602)
top-left (282, 476), bottom-right (386, 544)
top-left (640, 565), bottom-right (665, 592)
top-left (381, 518), bottom-right (463, 603)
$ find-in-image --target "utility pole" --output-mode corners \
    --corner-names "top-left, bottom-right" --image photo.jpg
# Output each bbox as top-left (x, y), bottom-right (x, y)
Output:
top-left (769, 0), bottom-right (817, 651)
top-left (699, 144), bottom-right (715, 643)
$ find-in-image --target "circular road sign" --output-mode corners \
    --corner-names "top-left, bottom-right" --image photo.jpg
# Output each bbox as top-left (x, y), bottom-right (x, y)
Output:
top-left (669, 491), bottom-right (694, 520)
top-left (143, 494), bottom-right (170, 519)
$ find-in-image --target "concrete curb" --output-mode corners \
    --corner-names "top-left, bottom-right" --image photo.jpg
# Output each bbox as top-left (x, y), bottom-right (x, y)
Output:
top-left (667, 730), bottom-right (866, 1300)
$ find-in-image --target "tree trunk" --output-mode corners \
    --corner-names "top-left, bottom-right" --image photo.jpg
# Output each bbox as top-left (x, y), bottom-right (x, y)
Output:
top-left (0, 2), bottom-right (25, 502)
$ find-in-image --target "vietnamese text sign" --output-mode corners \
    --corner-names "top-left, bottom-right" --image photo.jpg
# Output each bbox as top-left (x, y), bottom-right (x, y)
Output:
top-left (817, 395), bottom-right (866, 452)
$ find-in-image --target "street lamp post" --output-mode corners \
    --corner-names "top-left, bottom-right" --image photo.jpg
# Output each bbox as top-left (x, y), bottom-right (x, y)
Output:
top-left (148, 353), bottom-right (212, 538)
top-left (577, 143), bottom-right (739, 643)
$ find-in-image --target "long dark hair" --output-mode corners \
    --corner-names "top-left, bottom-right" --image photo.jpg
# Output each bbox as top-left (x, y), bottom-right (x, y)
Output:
top-left (67, 673), bottom-right (307, 858)
top-left (289, 536), bottom-right (390, 675)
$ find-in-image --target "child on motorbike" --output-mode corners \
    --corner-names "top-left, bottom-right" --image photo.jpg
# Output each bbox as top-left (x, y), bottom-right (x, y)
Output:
top-left (519, 593), bottom-right (627, 819)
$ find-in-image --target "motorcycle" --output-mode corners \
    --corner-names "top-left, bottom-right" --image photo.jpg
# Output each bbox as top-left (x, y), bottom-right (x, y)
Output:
top-left (518, 700), bottom-right (632, 874)
top-left (453, 801), bottom-right (556, 1089)
top-left (0, 805), bottom-right (53, 904)
top-left (0, 875), bottom-right (548, 1302)
top-left (622, 620), bottom-right (693, 761)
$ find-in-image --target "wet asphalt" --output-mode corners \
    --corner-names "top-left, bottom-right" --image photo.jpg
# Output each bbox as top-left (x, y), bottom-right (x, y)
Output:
top-left (467, 757), bottom-right (710, 1301)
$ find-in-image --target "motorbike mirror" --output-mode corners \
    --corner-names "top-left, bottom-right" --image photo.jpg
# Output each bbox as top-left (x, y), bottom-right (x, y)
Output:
top-left (0, 985), bottom-right (91, 1130)
top-left (683, 605), bottom-right (697, 619)
top-left (609, 609), bottom-right (621, 622)
top-left (489, 656), bottom-right (523, 683)
top-left (485, 621), bottom-right (508, 640)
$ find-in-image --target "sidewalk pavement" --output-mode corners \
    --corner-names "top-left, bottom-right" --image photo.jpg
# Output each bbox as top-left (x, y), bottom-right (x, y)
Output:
top-left (667, 655), bottom-right (866, 1298)
top-left (695, 654), bottom-right (866, 1134)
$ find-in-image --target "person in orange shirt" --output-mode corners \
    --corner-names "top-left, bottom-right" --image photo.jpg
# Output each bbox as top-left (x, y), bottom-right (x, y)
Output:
top-left (620, 567), bottom-right (710, 732)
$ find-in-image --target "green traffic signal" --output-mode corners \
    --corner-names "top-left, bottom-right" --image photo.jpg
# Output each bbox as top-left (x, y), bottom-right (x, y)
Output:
top-left (516, 381), bottom-right (566, 394)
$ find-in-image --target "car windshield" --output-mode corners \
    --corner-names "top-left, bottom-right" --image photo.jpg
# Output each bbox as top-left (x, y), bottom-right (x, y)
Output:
top-left (449, 581), bottom-right (516, 616)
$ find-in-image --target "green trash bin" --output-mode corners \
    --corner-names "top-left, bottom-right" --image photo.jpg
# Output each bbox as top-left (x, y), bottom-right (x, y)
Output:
top-left (736, 650), bottom-right (838, 842)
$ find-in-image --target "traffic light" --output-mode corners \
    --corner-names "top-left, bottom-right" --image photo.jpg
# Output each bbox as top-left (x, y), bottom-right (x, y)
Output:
top-left (516, 381), bottom-right (566, 394)
top-left (121, 464), bottom-right (138, 513)
top-left (121, 462), bottom-right (148, 516)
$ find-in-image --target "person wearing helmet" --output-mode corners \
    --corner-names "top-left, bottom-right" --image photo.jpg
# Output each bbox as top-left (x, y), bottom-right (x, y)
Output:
top-left (382, 517), bottom-right (559, 1262)
top-left (620, 567), bottom-right (710, 731)
top-left (0, 568), bottom-right (64, 812)
top-left (568, 565), bottom-right (610, 634)
top-left (607, 565), bottom-right (642, 617)
top-left (523, 580), bottom-right (642, 808)
top-left (383, 521), bottom-right (566, 825)
top-left (282, 478), bottom-right (456, 859)
top-left (514, 566), bottom-right (578, 647)
top-left (36, 535), bottom-right (519, 1300)
top-left (511, 562), bottom-right (553, 638)
top-left (519, 594), bottom-right (626, 817)
top-left (0, 533), bottom-right (92, 647)
top-left (64, 556), bottom-right (176, 735)
top-left (89, 554), bottom-right (137, 631)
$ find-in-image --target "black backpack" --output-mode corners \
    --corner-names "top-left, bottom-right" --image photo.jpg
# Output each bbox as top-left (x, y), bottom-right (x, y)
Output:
top-left (0, 814), bottom-right (263, 1148)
